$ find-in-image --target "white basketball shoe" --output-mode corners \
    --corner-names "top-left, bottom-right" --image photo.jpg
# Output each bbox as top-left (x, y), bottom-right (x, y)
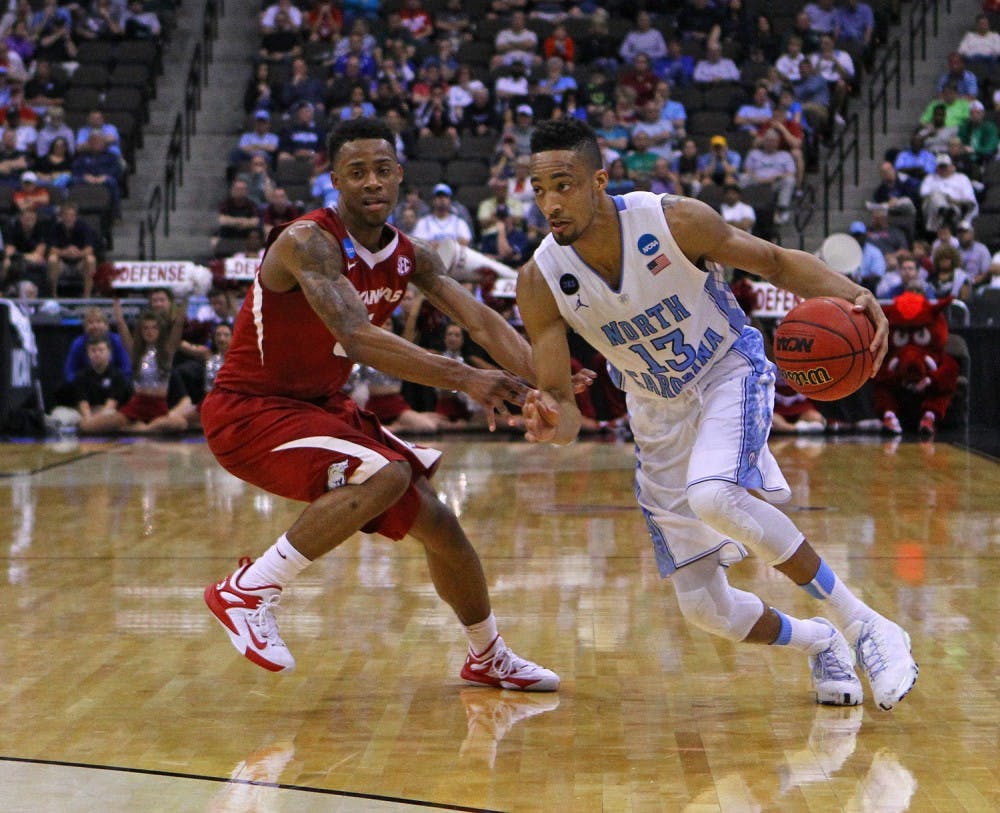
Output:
top-left (808, 618), bottom-right (864, 706)
top-left (847, 615), bottom-right (918, 710)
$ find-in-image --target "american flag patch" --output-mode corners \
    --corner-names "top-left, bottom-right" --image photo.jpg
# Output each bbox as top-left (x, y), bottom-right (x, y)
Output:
top-left (646, 254), bottom-right (671, 275)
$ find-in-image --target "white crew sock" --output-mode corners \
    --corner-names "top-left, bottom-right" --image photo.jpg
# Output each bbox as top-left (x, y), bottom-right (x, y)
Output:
top-left (464, 612), bottom-right (499, 655)
top-left (771, 610), bottom-right (836, 652)
top-left (801, 558), bottom-right (878, 641)
top-left (242, 534), bottom-right (311, 589)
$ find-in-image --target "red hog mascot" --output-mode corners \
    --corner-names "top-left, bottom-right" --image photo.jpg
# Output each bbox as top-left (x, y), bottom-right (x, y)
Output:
top-left (873, 292), bottom-right (959, 437)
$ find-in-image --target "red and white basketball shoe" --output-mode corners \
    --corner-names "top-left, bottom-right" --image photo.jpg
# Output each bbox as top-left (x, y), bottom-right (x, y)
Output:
top-left (205, 557), bottom-right (295, 673)
top-left (460, 635), bottom-right (559, 691)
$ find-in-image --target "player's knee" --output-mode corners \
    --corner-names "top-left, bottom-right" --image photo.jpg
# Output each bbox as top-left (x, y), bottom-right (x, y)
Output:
top-left (686, 480), bottom-right (764, 546)
top-left (686, 480), bottom-right (733, 530)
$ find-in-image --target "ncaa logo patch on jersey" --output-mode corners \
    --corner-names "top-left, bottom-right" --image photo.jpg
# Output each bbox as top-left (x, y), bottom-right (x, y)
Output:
top-left (637, 233), bottom-right (660, 256)
top-left (397, 256), bottom-right (412, 276)
top-left (559, 273), bottom-right (580, 295)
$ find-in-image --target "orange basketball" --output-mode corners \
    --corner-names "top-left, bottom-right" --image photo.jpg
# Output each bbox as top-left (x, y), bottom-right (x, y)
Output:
top-left (773, 297), bottom-right (875, 401)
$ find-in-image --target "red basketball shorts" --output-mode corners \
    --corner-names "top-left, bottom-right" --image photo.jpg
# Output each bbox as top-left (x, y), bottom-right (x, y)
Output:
top-left (201, 388), bottom-right (442, 540)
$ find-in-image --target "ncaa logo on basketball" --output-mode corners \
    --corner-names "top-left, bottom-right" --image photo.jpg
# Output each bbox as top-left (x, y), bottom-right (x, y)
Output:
top-left (397, 256), bottom-right (412, 276)
top-left (637, 233), bottom-right (660, 256)
top-left (775, 336), bottom-right (814, 353)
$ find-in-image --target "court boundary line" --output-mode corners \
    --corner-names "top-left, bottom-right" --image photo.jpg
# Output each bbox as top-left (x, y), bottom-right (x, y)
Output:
top-left (0, 755), bottom-right (508, 812)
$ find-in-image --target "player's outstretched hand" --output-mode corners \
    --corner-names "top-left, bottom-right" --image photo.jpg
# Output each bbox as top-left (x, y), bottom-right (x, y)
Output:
top-left (465, 369), bottom-right (530, 432)
top-left (571, 367), bottom-right (597, 393)
top-left (852, 290), bottom-right (888, 373)
top-left (523, 390), bottom-right (560, 443)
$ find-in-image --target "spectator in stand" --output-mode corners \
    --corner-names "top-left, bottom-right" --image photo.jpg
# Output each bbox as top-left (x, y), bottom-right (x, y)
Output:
top-left (435, 0), bottom-right (473, 49)
top-left (0, 78), bottom-right (39, 128)
top-left (958, 14), bottom-right (1000, 67)
top-left (75, 110), bottom-right (122, 162)
top-left (0, 127), bottom-right (29, 186)
top-left (4, 108), bottom-right (35, 154)
top-left (277, 101), bottom-right (324, 163)
top-left (46, 201), bottom-right (99, 298)
top-left (956, 221), bottom-right (992, 289)
top-left (492, 10), bottom-right (540, 71)
top-left (460, 82), bottom-right (502, 136)
top-left (677, 0), bottom-right (722, 46)
top-left (281, 57), bottom-right (326, 116)
top-left (945, 134), bottom-right (980, 185)
top-left (73, 334), bottom-right (134, 433)
top-left (792, 57), bottom-right (831, 136)
top-left (35, 107), bottom-right (74, 159)
top-left (928, 243), bottom-right (971, 301)
top-left (211, 179), bottom-right (261, 254)
top-left (594, 107), bottom-right (630, 155)
top-left (477, 174), bottom-right (525, 237)
top-left (847, 220), bottom-right (887, 291)
top-left (810, 34), bottom-right (854, 122)
top-left (24, 60), bottom-right (67, 110)
top-left (920, 83), bottom-right (970, 132)
top-left (697, 134), bottom-right (741, 188)
top-left (446, 65), bottom-right (479, 121)
top-left (71, 131), bottom-right (123, 219)
top-left (784, 10), bottom-right (822, 55)
top-left (631, 100), bottom-right (676, 160)
top-left (776, 36), bottom-right (807, 83)
top-left (958, 100), bottom-right (998, 165)
top-left (619, 10), bottom-right (667, 64)
top-left (123, 0), bottom-right (162, 40)
top-left (235, 152), bottom-right (276, 208)
top-left (244, 62), bottom-right (275, 116)
top-left (716, 0), bottom-right (753, 50)
top-left (399, 0), bottom-right (434, 43)
top-left (935, 52), bottom-right (978, 98)
top-left (734, 83), bottom-right (774, 132)
top-left (618, 52), bottom-right (658, 108)
top-left (309, 158), bottom-right (339, 209)
top-left (741, 128), bottom-right (797, 223)
top-left (655, 38), bottom-right (695, 87)
top-left (833, 0), bottom-right (875, 68)
top-left (652, 79), bottom-right (687, 138)
top-left (395, 205), bottom-right (419, 235)
top-left (13, 172), bottom-right (50, 214)
top-left (506, 153), bottom-right (534, 207)
top-left (0, 38), bottom-right (26, 82)
top-left (494, 60), bottom-right (530, 114)
top-left (34, 134), bottom-right (73, 189)
top-left (336, 85), bottom-right (377, 121)
top-left (306, 0), bottom-right (342, 42)
top-left (894, 131), bottom-right (936, 181)
top-left (643, 156), bottom-right (677, 196)
top-left (878, 256), bottom-right (934, 299)
top-left (669, 138), bottom-right (700, 196)
top-left (32, 3), bottom-right (78, 65)
top-left (574, 9), bottom-right (617, 74)
top-left (334, 18), bottom-right (379, 60)
top-left (261, 187), bottom-right (303, 239)
top-left (720, 182), bottom-right (756, 231)
top-left (413, 183), bottom-right (472, 246)
top-left (258, 9), bottom-right (303, 64)
top-left (751, 13), bottom-right (782, 64)
top-left (536, 56), bottom-right (577, 108)
top-left (758, 97), bottom-right (806, 184)
top-left (605, 157), bottom-right (635, 195)
top-left (260, 0), bottom-right (303, 33)
top-left (76, 0), bottom-right (122, 41)
top-left (62, 306), bottom-right (132, 385)
top-left (414, 82), bottom-right (459, 141)
top-left (803, 0), bottom-right (837, 36)
top-left (919, 152), bottom-right (977, 233)
top-left (693, 41), bottom-right (741, 85)
top-left (479, 203), bottom-right (529, 269)
top-left (392, 184), bottom-right (430, 225)
top-left (623, 130), bottom-right (659, 180)
top-left (1, 206), bottom-right (49, 294)
top-left (543, 23), bottom-right (575, 69)
top-left (4, 19), bottom-right (35, 69)
top-left (865, 202), bottom-right (911, 260)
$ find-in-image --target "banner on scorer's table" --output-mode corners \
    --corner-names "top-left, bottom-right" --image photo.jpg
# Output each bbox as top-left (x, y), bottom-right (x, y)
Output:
top-left (749, 281), bottom-right (802, 318)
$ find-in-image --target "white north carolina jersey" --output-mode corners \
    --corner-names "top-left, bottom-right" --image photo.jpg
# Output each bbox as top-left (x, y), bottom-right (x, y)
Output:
top-left (533, 191), bottom-right (747, 400)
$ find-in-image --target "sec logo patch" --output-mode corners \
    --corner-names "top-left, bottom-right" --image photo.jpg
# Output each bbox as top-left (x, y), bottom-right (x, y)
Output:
top-left (397, 256), bottom-right (412, 276)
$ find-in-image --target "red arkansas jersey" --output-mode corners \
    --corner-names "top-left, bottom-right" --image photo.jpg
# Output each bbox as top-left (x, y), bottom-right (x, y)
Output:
top-left (214, 207), bottom-right (416, 400)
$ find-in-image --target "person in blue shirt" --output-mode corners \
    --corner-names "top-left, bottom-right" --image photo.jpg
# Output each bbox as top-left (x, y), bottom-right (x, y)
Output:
top-left (848, 220), bottom-right (887, 292)
top-left (893, 132), bottom-right (937, 181)
top-left (62, 306), bottom-right (132, 387)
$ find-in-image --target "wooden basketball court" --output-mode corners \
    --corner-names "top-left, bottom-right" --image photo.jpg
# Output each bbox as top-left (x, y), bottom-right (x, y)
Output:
top-left (1, 433), bottom-right (997, 811)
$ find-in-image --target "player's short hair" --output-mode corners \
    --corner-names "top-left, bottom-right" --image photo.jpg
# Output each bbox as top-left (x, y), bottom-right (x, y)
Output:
top-left (86, 334), bottom-right (110, 348)
top-left (327, 117), bottom-right (397, 165)
top-left (529, 119), bottom-right (603, 172)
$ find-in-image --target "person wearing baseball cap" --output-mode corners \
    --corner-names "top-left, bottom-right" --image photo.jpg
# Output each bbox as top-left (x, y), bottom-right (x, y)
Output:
top-left (414, 181), bottom-right (472, 245)
top-left (958, 97), bottom-right (999, 164)
top-left (13, 170), bottom-right (51, 214)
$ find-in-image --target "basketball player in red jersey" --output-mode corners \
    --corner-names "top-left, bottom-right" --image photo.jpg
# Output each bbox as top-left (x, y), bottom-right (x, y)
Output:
top-left (201, 117), bottom-right (559, 690)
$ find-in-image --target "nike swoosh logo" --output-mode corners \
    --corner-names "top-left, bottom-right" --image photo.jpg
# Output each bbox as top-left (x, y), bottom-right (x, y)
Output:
top-left (245, 619), bottom-right (268, 651)
top-left (277, 549), bottom-right (287, 560)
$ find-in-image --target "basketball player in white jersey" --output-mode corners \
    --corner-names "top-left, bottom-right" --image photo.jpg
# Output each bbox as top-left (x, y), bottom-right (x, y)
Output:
top-left (517, 118), bottom-right (918, 710)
